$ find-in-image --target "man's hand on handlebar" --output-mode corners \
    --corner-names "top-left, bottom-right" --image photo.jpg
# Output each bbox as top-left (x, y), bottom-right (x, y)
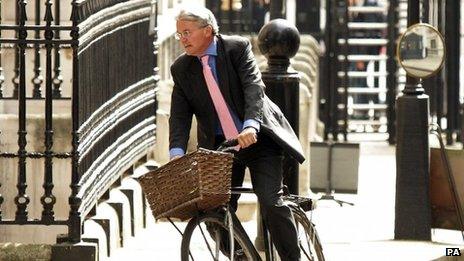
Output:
top-left (237, 127), bottom-right (258, 149)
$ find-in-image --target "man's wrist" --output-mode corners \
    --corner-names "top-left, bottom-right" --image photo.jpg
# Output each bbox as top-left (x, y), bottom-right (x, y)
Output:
top-left (243, 119), bottom-right (260, 133)
top-left (243, 126), bottom-right (258, 133)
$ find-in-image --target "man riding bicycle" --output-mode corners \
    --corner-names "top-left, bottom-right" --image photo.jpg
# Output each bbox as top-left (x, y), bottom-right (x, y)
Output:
top-left (169, 5), bottom-right (305, 260)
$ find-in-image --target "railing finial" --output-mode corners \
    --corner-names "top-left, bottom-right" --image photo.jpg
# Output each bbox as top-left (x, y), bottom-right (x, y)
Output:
top-left (70, 0), bottom-right (80, 25)
top-left (45, 0), bottom-right (54, 22)
top-left (18, 0), bottom-right (28, 23)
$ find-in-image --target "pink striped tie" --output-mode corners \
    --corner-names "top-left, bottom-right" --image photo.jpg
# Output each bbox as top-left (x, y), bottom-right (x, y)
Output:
top-left (201, 55), bottom-right (239, 140)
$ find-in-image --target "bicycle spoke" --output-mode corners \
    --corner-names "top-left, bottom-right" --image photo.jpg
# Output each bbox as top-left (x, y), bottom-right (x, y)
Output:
top-left (297, 221), bottom-right (312, 260)
top-left (198, 222), bottom-right (218, 260)
top-left (189, 250), bottom-right (195, 261)
top-left (290, 204), bottom-right (325, 261)
top-left (299, 241), bottom-right (312, 260)
top-left (214, 230), bottom-right (220, 260)
top-left (299, 229), bottom-right (313, 260)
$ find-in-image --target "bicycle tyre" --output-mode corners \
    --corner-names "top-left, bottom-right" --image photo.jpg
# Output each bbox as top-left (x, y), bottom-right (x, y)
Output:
top-left (181, 211), bottom-right (260, 261)
top-left (290, 205), bottom-right (325, 261)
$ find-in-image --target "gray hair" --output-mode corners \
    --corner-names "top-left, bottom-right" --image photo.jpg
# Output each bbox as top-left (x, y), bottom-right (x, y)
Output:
top-left (175, 5), bottom-right (219, 35)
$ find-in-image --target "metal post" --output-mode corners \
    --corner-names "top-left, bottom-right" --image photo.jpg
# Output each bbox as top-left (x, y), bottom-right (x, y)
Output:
top-left (0, 0), bottom-right (4, 98)
top-left (295, 0), bottom-right (321, 37)
top-left (68, 0), bottom-right (82, 243)
top-left (228, 0), bottom-right (233, 33)
top-left (231, 0), bottom-right (242, 33)
top-left (270, 0), bottom-right (285, 19)
top-left (421, 0), bottom-right (434, 122)
top-left (256, 18), bottom-right (301, 250)
top-left (52, 0), bottom-right (63, 98)
top-left (258, 19), bottom-right (300, 194)
top-left (394, 0), bottom-right (431, 240)
top-left (12, 3), bottom-right (20, 98)
top-left (0, 0), bottom-right (2, 209)
top-left (152, 1), bottom-right (159, 136)
top-left (436, 0), bottom-right (444, 126)
top-left (422, 0), bottom-right (429, 22)
top-left (339, 0), bottom-right (349, 141)
top-left (15, 0), bottom-right (30, 224)
top-left (322, 0), bottom-right (334, 140)
top-left (41, 0), bottom-right (56, 224)
top-left (386, 0), bottom-right (398, 144)
top-left (445, 0), bottom-right (460, 144)
top-left (32, 0), bottom-right (43, 98)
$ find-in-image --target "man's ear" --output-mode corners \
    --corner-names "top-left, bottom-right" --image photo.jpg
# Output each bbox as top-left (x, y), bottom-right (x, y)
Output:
top-left (205, 25), bottom-right (213, 37)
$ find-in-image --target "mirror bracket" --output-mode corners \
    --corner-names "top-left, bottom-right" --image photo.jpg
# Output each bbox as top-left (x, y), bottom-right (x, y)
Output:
top-left (402, 82), bottom-right (425, 95)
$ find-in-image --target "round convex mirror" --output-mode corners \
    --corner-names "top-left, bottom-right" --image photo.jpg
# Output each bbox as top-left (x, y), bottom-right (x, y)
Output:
top-left (397, 23), bottom-right (445, 78)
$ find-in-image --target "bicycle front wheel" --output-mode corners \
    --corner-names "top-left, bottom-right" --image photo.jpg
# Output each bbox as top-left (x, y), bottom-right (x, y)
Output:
top-left (290, 206), bottom-right (325, 261)
top-left (181, 211), bottom-right (259, 261)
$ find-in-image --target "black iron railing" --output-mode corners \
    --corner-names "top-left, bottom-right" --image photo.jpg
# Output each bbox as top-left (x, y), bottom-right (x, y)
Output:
top-left (206, 0), bottom-right (321, 38)
top-left (386, 0), bottom-right (399, 144)
top-left (206, 0), bottom-right (268, 34)
top-left (0, 0), bottom-right (158, 243)
top-left (0, 1), bottom-right (73, 226)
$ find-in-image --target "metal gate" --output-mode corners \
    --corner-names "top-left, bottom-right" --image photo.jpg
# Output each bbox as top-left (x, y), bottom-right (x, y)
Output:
top-left (322, 0), bottom-right (398, 141)
top-left (323, 0), bottom-right (462, 144)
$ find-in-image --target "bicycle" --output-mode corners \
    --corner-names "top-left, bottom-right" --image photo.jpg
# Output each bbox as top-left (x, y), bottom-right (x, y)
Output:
top-left (177, 140), bottom-right (325, 261)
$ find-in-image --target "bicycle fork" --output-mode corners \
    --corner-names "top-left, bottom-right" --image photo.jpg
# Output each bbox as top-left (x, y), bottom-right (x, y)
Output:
top-left (224, 206), bottom-right (262, 261)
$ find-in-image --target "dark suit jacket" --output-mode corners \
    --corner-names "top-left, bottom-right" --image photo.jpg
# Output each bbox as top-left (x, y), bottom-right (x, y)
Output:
top-left (169, 35), bottom-right (305, 163)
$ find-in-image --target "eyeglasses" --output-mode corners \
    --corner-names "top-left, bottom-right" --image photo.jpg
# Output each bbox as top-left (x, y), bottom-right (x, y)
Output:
top-left (174, 26), bottom-right (208, 40)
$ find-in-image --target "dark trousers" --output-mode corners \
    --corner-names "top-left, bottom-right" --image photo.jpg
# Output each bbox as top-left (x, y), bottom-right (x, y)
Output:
top-left (215, 133), bottom-right (300, 261)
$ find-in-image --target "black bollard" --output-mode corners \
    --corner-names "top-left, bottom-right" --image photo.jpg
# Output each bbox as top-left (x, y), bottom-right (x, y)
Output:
top-left (258, 18), bottom-right (301, 195)
top-left (394, 0), bottom-right (431, 240)
top-left (394, 80), bottom-right (431, 240)
top-left (254, 18), bottom-right (301, 251)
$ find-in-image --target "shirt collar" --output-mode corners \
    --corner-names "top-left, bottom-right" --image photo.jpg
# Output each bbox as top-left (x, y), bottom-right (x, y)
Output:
top-left (200, 36), bottom-right (217, 58)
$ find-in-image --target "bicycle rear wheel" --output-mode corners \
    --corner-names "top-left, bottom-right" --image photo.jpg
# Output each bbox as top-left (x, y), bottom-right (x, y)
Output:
top-left (181, 211), bottom-right (260, 261)
top-left (290, 206), bottom-right (325, 261)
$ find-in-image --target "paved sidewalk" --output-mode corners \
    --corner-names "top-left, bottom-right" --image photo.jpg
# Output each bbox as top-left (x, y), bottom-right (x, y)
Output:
top-left (112, 137), bottom-right (464, 260)
top-left (312, 140), bottom-right (464, 261)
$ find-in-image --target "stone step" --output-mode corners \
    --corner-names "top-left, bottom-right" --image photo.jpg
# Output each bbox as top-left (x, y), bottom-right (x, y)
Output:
top-left (53, 160), bottom-right (157, 261)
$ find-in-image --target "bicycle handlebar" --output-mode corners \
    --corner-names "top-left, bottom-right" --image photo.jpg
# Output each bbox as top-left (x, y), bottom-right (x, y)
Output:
top-left (216, 138), bottom-right (239, 152)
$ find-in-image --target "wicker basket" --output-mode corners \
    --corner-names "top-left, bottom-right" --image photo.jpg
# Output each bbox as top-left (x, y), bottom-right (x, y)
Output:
top-left (139, 148), bottom-right (233, 220)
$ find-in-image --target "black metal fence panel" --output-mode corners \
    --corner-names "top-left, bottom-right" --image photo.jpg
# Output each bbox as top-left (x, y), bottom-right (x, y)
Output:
top-left (206, 0), bottom-right (268, 34)
top-left (0, 1), bottom-right (73, 227)
top-left (0, 0), bottom-right (158, 244)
